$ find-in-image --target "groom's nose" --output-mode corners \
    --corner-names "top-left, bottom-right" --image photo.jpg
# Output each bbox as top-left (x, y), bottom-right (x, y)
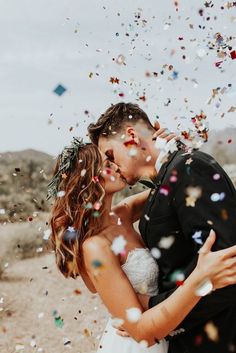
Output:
top-left (111, 162), bottom-right (120, 173)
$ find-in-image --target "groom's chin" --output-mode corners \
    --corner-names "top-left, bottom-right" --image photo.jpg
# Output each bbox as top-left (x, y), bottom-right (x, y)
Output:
top-left (126, 177), bottom-right (139, 186)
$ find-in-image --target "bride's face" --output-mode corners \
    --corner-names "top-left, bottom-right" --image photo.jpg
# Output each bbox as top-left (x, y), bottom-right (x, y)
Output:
top-left (101, 158), bottom-right (127, 194)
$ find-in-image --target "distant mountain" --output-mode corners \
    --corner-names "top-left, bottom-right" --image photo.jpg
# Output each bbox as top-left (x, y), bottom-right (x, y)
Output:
top-left (0, 149), bottom-right (55, 222)
top-left (0, 149), bottom-right (53, 165)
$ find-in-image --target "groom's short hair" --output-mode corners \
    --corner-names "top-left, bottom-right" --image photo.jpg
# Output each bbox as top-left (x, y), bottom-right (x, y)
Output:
top-left (88, 102), bottom-right (153, 145)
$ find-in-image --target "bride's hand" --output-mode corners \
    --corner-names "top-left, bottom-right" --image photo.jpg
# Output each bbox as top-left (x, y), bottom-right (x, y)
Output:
top-left (195, 229), bottom-right (236, 290)
top-left (152, 121), bottom-right (180, 142)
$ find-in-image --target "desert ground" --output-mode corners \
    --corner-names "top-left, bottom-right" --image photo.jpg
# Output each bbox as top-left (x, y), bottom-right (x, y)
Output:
top-left (0, 219), bottom-right (109, 353)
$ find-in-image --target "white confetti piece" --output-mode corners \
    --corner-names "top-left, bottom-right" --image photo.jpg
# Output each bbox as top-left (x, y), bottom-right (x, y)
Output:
top-left (80, 169), bottom-right (86, 177)
top-left (43, 229), bottom-right (51, 240)
top-left (151, 248), bottom-right (161, 259)
top-left (197, 48), bottom-right (206, 58)
top-left (195, 279), bottom-right (213, 296)
top-left (211, 192), bottom-right (225, 202)
top-left (126, 307), bottom-right (142, 323)
top-left (30, 340), bottom-right (37, 347)
top-left (128, 147), bottom-right (138, 157)
top-left (0, 209), bottom-right (5, 214)
top-left (111, 235), bottom-right (127, 255)
top-left (139, 340), bottom-right (148, 348)
top-left (57, 190), bottom-right (65, 197)
top-left (15, 345), bottom-right (25, 351)
top-left (158, 236), bottom-right (175, 249)
top-left (38, 312), bottom-right (44, 319)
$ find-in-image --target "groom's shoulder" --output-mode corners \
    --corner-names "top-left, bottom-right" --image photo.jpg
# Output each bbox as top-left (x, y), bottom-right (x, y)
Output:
top-left (171, 149), bottom-right (220, 173)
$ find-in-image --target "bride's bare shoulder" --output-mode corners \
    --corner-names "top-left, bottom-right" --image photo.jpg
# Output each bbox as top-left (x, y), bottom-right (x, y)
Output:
top-left (83, 234), bottom-right (110, 254)
top-left (82, 232), bottom-right (117, 265)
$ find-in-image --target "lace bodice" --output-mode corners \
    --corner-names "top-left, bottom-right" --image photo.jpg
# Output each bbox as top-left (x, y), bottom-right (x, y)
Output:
top-left (122, 248), bottom-right (159, 296)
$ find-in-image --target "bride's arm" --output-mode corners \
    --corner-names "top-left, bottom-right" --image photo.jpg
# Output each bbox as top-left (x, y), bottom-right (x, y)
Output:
top-left (112, 190), bottom-right (150, 223)
top-left (82, 233), bottom-right (236, 346)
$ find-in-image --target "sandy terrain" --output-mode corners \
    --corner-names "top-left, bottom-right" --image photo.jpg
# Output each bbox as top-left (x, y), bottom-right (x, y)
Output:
top-left (0, 253), bottom-right (109, 353)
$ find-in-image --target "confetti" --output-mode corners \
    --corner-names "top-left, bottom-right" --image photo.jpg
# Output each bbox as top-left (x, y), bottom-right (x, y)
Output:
top-left (195, 279), bottom-right (213, 296)
top-left (80, 169), bottom-right (86, 177)
top-left (158, 236), bottom-right (175, 249)
top-left (116, 54), bottom-right (126, 65)
top-left (170, 270), bottom-right (185, 286)
top-left (111, 317), bottom-right (125, 328)
top-left (139, 340), bottom-right (149, 348)
top-left (53, 311), bottom-right (64, 328)
top-left (128, 147), bottom-right (138, 157)
top-left (192, 231), bottom-right (203, 245)
top-left (92, 259), bottom-right (103, 268)
top-left (126, 307), bottom-right (142, 322)
top-left (151, 247), bottom-right (161, 259)
top-left (230, 50), bottom-right (236, 59)
top-left (213, 173), bottom-right (220, 180)
top-left (210, 192), bottom-right (225, 202)
top-left (185, 186), bottom-right (202, 207)
top-left (53, 84), bottom-right (67, 96)
top-left (204, 321), bottom-right (219, 342)
top-left (111, 235), bottom-right (127, 255)
top-left (159, 185), bottom-right (170, 196)
top-left (57, 190), bottom-right (65, 197)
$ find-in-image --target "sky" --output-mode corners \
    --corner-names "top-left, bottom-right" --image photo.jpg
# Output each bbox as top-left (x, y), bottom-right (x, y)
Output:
top-left (0, 0), bottom-right (236, 156)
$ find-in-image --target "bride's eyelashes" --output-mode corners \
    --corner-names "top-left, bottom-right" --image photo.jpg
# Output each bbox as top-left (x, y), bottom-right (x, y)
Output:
top-left (105, 149), bottom-right (114, 163)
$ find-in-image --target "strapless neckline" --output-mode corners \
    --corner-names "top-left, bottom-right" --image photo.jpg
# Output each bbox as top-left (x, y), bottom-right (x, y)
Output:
top-left (122, 247), bottom-right (149, 268)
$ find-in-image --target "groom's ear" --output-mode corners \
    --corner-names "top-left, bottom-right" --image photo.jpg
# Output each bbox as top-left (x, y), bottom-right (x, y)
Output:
top-left (124, 126), bottom-right (140, 146)
top-left (153, 120), bottom-right (160, 131)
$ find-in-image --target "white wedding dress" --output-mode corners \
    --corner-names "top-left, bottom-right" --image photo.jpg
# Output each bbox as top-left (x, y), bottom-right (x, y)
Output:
top-left (97, 248), bottom-right (169, 353)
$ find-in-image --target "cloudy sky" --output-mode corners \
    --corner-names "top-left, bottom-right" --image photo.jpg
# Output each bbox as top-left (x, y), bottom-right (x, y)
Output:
top-left (0, 0), bottom-right (236, 155)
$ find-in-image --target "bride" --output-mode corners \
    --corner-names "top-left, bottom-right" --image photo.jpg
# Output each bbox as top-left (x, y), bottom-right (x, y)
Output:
top-left (48, 135), bottom-right (236, 353)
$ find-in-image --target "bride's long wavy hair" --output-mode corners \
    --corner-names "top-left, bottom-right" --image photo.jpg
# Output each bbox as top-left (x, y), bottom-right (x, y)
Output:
top-left (49, 143), bottom-right (105, 279)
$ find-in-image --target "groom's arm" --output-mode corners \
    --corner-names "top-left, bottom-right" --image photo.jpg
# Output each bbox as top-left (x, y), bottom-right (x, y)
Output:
top-left (149, 153), bottom-right (236, 331)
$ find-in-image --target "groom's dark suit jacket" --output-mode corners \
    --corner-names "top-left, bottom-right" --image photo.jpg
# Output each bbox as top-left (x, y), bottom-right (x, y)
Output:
top-left (139, 147), bottom-right (236, 353)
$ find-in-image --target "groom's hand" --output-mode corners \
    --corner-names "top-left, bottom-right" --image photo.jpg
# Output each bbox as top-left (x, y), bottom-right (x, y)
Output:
top-left (152, 122), bottom-right (179, 142)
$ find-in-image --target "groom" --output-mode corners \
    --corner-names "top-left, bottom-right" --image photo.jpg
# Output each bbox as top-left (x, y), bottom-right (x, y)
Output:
top-left (88, 102), bottom-right (236, 353)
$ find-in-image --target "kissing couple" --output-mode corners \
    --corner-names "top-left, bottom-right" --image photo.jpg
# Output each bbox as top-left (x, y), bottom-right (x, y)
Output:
top-left (48, 102), bottom-right (236, 353)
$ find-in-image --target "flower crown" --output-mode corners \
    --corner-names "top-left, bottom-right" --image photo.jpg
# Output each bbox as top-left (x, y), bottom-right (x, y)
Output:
top-left (46, 137), bottom-right (87, 200)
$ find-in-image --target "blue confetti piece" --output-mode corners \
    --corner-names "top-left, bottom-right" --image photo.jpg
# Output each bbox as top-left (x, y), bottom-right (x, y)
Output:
top-left (53, 84), bottom-right (67, 96)
top-left (192, 231), bottom-right (203, 245)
